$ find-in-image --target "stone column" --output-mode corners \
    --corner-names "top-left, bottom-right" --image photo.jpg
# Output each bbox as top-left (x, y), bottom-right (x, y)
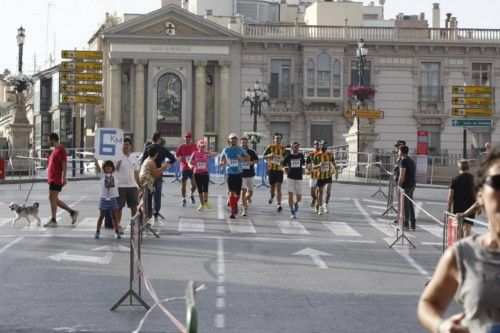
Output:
top-left (134, 59), bottom-right (146, 151)
top-left (194, 60), bottom-right (207, 140)
top-left (108, 58), bottom-right (122, 129)
top-left (219, 60), bottom-right (231, 149)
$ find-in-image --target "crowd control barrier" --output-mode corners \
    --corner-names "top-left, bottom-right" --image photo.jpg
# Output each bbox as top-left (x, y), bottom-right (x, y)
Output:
top-left (443, 212), bottom-right (462, 252)
top-left (389, 187), bottom-right (416, 248)
top-left (382, 172), bottom-right (397, 217)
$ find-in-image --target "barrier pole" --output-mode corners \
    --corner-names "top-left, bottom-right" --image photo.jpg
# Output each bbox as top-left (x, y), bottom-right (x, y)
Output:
top-left (381, 174), bottom-right (397, 216)
top-left (389, 188), bottom-right (416, 248)
top-left (371, 162), bottom-right (387, 198)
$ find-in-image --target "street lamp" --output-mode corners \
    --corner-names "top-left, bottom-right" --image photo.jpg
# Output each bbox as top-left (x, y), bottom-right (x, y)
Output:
top-left (16, 26), bottom-right (25, 73)
top-left (355, 39), bottom-right (368, 158)
top-left (242, 81), bottom-right (269, 150)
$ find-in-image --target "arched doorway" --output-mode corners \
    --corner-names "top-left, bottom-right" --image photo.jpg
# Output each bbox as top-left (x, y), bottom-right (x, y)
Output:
top-left (156, 73), bottom-right (182, 137)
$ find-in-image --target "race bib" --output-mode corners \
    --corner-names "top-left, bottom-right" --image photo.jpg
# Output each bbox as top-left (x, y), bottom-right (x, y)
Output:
top-left (272, 156), bottom-right (282, 165)
top-left (320, 163), bottom-right (330, 172)
top-left (197, 162), bottom-right (206, 169)
top-left (242, 161), bottom-right (250, 170)
top-left (291, 159), bottom-right (301, 168)
top-left (229, 158), bottom-right (239, 167)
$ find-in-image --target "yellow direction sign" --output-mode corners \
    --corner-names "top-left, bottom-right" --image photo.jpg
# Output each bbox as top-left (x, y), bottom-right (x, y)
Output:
top-left (61, 84), bottom-right (102, 93)
top-left (354, 109), bottom-right (384, 119)
top-left (60, 94), bottom-right (102, 104)
top-left (60, 72), bottom-right (102, 81)
top-left (451, 96), bottom-right (492, 105)
top-left (61, 61), bottom-right (102, 71)
top-left (452, 86), bottom-right (493, 95)
top-left (61, 50), bottom-right (103, 60)
top-left (451, 108), bottom-right (492, 117)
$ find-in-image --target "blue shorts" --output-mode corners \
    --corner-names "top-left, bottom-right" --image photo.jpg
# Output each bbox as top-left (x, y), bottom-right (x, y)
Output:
top-left (99, 197), bottom-right (119, 211)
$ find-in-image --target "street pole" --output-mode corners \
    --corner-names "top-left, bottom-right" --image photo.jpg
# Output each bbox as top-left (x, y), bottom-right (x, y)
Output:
top-left (252, 104), bottom-right (258, 150)
top-left (17, 26), bottom-right (25, 73)
top-left (463, 128), bottom-right (467, 159)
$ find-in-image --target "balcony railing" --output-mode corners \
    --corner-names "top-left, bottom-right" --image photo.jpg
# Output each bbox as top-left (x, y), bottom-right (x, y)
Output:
top-left (269, 82), bottom-right (292, 99)
top-left (243, 25), bottom-right (500, 42)
top-left (418, 86), bottom-right (444, 102)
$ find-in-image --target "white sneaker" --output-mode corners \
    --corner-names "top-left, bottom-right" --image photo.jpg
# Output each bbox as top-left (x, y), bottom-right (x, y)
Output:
top-left (323, 204), bottom-right (329, 213)
top-left (317, 207), bottom-right (323, 216)
top-left (43, 219), bottom-right (58, 228)
top-left (242, 208), bottom-right (247, 216)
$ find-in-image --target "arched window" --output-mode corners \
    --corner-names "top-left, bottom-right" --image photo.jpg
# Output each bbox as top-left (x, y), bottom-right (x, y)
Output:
top-left (157, 73), bottom-right (182, 137)
top-left (306, 59), bottom-right (315, 97)
top-left (316, 52), bottom-right (331, 97)
top-left (332, 59), bottom-right (342, 97)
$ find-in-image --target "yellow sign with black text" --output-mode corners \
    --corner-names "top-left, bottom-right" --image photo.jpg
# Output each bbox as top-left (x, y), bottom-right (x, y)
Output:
top-left (60, 95), bottom-right (102, 104)
top-left (61, 84), bottom-right (102, 93)
top-left (61, 50), bottom-right (103, 60)
top-left (60, 72), bottom-right (102, 81)
top-left (451, 97), bottom-right (492, 105)
top-left (344, 109), bottom-right (384, 119)
top-left (61, 61), bottom-right (102, 71)
top-left (451, 86), bottom-right (492, 95)
top-left (451, 108), bottom-right (492, 117)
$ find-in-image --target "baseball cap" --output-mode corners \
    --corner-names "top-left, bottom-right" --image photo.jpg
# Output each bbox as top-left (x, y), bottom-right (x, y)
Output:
top-left (228, 133), bottom-right (238, 139)
top-left (184, 131), bottom-right (192, 138)
top-left (197, 139), bottom-right (207, 147)
top-left (394, 140), bottom-right (406, 147)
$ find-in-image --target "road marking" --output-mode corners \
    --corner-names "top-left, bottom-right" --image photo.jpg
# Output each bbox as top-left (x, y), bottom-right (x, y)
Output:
top-left (0, 218), bottom-right (11, 227)
top-left (362, 198), bottom-right (386, 204)
top-left (293, 247), bottom-right (331, 269)
top-left (217, 195), bottom-right (224, 220)
top-left (217, 286), bottom-right (225, 296)
top-left (371, 210), bottom-right (386, 215)
top-left (227, 218), bottom-right (256, 234)
top-left (215, 238), bottom-right (226, 329)
top-left (49, 251), bottom-right (112, 264)
top-left (90, 244), bottom-right (129, 252)
top-left (0, 237), bottom-right (23, 255)
top-left (214, 314), bottom-right (225, 328)
top-left (415, 201), bottom-right (423, 219)
top-left (56, 195), bottom-right (88, 218)
top-left (366, 204), bottom-right (386, 210)
top-left (383, 237), bottom-right (430, 277)
top-left (216, 297), bottom-right (225, 309)
top-left (73, 217), bottom-right (97, 231)
top-left (178, 218), bottom-right (205, 233)
top-left (375, 218), bottom-right (415, 238)
top-left (22, 225), bottom-right (48, 232)
top-left (276, 220), bottom-right (309, 235)
top-left (331, 239), bottom-right (375, 244)
top-left (419, 225), bottom-right (443, 238)
top-left (323, 222), bottom-right (361, 237)
top-left (422, 242), bottom-right (442, 246)
top-left (424, 201), bottom-right (446, 206)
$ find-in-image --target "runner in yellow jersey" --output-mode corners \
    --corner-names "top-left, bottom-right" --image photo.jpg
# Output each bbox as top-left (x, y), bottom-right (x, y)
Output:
top-left (263, 132), bottom-right (288, 212)
top-left (311, 141), bottom-right (335, 215)
top-left (305, 140), bottom-right (321, 208)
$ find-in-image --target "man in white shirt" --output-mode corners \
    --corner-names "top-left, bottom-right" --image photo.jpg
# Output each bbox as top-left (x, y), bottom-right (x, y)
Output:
top-left (116, 137), bottom-right (140, 233)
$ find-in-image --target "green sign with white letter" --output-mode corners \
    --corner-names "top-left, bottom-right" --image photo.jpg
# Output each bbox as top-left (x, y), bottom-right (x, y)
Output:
top-left (451, 119), bottom-right (492, 127)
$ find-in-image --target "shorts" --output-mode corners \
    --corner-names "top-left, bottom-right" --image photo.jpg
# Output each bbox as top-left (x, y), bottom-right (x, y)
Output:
top-left (194, 173), bottom-right (209, 193)
top-left (181, 170), bottom-right (194, 181)
top-left (268, 170), bottom-right (284, 185)
top-left (287, 178), bottom-right (303, 195)
top-left (227, 173), bottom-right (243, 193)
top-left (118, 187), bottom-right (139, 208)
top-left (49, 182), bottom-right (63, 192)
top-left (309, 178), bottom-right (317, 188)
top-left (242, 177), bottom-right (254, 191)
top-left (99, 197), bottom-right (119, 211)
top-left (316, 178), bottom-right (332, 188)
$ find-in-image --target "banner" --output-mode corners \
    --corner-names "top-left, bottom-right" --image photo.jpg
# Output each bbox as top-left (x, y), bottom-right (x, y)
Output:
top-left (94, 128), bottom-right (124, 160)
top-left (446, 215), bottom-right (459, 249)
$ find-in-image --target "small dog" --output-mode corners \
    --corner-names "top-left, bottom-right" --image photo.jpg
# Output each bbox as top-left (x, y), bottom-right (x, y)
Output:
top-left (9, 202), bottom-right (42, 227)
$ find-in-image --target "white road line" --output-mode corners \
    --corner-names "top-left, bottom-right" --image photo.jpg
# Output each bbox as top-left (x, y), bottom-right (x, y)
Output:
top-left (217, 286), bottom-right (225, 296)
top-left (0, 237), bottom-right (23, 255)
top-left (419, 225), bottom-right (443, 238)
top-left (331, 239), bottom-right (376, 244)
top-left (227, 218), bottom-right (256, 234)
top-left (0, 218), bottom-right (11, 227)
top-left (276, 220), bottom-right (309, 235)
top-left (415, 201), bottom-right (423, 219)
top-left (56, 195), bottom-right (88, 218)
top-left (422, 242), bottom-right (442, 246)
top-left (366, 204), bottom-right (386, 210)
top-left (178, 218), bottom-right (205, 233)
top-left (375, 218), bottom-right (415, 238)
top-left (217, 195), bottom-right (224, 220)
top-left (216, 298), bottom-right (225, 309)
top-left (215, 238), bottom-right (226, 329)
top-left (370, 210), bottom-right (387, 215)
top-left (73, 217), bottom-right (97, 231)
top-left (362, 198), bottom-right (386, 204)
top-left (424, 201), bottom-right (446, 206)
top-left (323, 222), bottom-right (361, 237)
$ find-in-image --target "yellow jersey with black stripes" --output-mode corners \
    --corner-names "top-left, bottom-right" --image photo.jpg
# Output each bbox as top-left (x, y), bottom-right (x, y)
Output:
top-left (263, 144), bottom-right (287, 171)
top-left (306, 151), bottom-right (320, 179)
top-left (312, 151), bottom-right (334, 180)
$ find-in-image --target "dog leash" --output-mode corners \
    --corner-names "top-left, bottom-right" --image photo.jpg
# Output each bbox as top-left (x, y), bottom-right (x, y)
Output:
top-left (22, 171), bottom-right (37, 208)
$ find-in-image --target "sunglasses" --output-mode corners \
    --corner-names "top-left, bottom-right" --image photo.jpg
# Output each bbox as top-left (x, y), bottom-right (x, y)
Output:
top-left (484, 175), bottom-right (500, 190)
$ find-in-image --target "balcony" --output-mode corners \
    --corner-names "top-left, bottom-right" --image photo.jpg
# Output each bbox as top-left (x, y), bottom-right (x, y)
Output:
top-left (269, 82), bottom-right (292, 100)
top-left (418, 86), bottom-right (444, 102)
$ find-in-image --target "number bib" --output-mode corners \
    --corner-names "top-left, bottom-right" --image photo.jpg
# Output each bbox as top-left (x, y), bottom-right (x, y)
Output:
top-left (229, 159), bottom-right (239, 167)
top-left (242, 161), bottom-right (250, 170)
top-left (197, 162), bottom-right (206, 169)
top-left (321, 163), bottom-right (330, 172)
top-left (290, 159), bottom-right (301, 168)
top-left (272, 156), bottom-right (282, 165)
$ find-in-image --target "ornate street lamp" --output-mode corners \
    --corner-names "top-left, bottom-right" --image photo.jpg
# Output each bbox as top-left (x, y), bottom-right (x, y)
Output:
top-left (242, 81), bottom-right (269, 150)
top-left (17, 26), bottom-right (25, 73)
top-left (356, 39), bottom-right (368, 156)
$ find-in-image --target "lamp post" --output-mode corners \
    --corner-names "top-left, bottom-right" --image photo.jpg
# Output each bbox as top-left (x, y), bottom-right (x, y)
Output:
top-left (355, 39), bottom-right (368, 156)
top-left (16, 26), bottom-right (25, 73)
top-left (242, 81), bottom-right (269, 150)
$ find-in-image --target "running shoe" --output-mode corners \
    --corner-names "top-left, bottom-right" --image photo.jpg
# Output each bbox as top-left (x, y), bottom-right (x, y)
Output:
top-left (190, 194), bottom-right (195, 204)
top-left (294, 202), bottom-right (299, 212)
top-left (94, 230), bottom-right (100, 239)
top-left (197, 204), bottom-right (204, 211)
top-left (229, 213), bottom-right (236, 219)
top-left (204, 202), bottom-right (212, 209)
top-left (70, 210), bottom-right (79, 225)
top-left (310, 200), bottom-right (315, 208)
top-left (323, 203), bottom-right (329, 213)
top-left (277, 205), bottom-right (282, 212)
top-left (268, 195), bottom-right (274, 205)
top-left (43, 219), bottom-right (58, 228)
top-left (181, 198), bottom-right (187, 207)
top-left (290, 210), bottom-right (296, 219)
top-left (316, 206), bottom-right (322, 215)
top-left (115, 231), bottom-right (121, 239)
top-left (242, 208), bottom-right (247, 216)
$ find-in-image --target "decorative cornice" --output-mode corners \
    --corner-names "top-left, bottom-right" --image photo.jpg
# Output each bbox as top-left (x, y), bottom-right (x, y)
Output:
top-left (218, 60), bottom-right (231, 69)
top-left (109, 58), bottom-right (123, 66)
top-left (133, 59), bottom-right (147, 66)
top-left (194, 60), bottom-right (207, 68)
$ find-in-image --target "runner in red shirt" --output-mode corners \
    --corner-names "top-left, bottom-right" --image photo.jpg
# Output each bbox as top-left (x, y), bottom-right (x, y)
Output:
top-left (43, 133), bottom-right (79, 227)
top-left (175, 131), bottom-right (198, 206)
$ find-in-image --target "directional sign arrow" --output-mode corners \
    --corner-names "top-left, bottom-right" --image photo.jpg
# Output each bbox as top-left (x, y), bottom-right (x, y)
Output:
top-left (292, 247), bottom-right (331, 269)
top-left (49, 251), bottom-right (112, 264)
top-left (452, 119), bottom-right (458, 126)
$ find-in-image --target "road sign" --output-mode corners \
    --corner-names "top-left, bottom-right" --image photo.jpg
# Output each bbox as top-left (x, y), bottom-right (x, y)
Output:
top-left (61, 84), bottom-right (102, 93)
top-left (60, 94), bottom-right (102, 104)
top-left (452, 96), bottom-right (492, 105)
top-left (61, 50), bottom-right (103, 60)
top-left (452, 86), bottom-right (492, 95)
top-left (451, 119), bottom-right (492, 127)
top-left (60, 72), bottom-right (102, 81)
top-left (451, 108), bottom-right (492, 117)
top-left (344, 109), bottom-right (384, 119)
top-left (61, 61), bottom-right (102, 71)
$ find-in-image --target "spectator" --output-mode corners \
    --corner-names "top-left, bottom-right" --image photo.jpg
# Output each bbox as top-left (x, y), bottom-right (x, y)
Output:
top-left (447, 160), bottom-right (476, 237)
top-left (397, 145), bottom-right (416, 230)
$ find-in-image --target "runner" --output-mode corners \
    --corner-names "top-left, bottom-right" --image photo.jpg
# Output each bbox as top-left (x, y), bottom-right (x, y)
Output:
top-left (176, 131), bottom-right (198, 206)
top-left (240, 136), bottom-right (259, 216)
top-left (263, 132), bottom-right (288, 212)
top-left (312, 141), bottom-right (334, 215)
top-left (220, 133), bottom-right (249, 219)
top-left (283, 142), bottom-right (305, 219)
top-left (188, 139), bottom-right (219, 211)
top-left (323, 143), bottom-right (338, 213)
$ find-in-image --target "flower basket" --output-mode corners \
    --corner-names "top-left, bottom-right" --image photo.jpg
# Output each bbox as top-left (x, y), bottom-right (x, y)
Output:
top-left (243, 131), bottom-right (264, 144)
top-left (346, 84), bottom-right (376, 102)
top-left (5, 73), bottom-right (34, 93)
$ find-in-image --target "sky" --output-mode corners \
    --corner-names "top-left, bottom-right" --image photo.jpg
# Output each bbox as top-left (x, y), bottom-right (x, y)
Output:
top-left (1, 0), bottom-right (499, 75)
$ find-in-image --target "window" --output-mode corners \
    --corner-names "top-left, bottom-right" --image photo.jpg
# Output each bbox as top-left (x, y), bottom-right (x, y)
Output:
top-left (310, 124), bottom-right (333, 146)
top-left (306, 59), bottom-right (315, 97)
top-left (316, 53), bottom-right (331, 97)
top-left (471, 63), bottom-right (491, 86)
top-left (306, 54), bottom-right (342, 98)
top-left (270, 59), bottom-right (292, 99)
top-left (420, 62), bottom-right (441, 101)
top-left (270, 122), bottom-right (290, 145)
top-left (332, 59), bottom-right (341, 97)
top-left (350, 60), bottom-right (371, 86)
top-left (157, 73), bottom-right (182, 137)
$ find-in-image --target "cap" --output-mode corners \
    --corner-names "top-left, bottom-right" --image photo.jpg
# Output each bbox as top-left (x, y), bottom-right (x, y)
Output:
top-left (394, 140), bottom-right (406, 147)
top-left (228, 133), bottom-right (238, 139)
top-left (197, 139), bottom-right (207, 147)
top-left (184, 131), bottom-right (192, 138)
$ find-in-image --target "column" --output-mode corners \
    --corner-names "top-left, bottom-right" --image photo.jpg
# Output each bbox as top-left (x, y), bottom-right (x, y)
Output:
top-left (194, 60), bottom-right (207, 140)
top-left (108, 58), bottom-right (122, 129)
top-left (134, 59), bottom-right (146, 151)
top-left (219, 60), bottom-right (231, 149)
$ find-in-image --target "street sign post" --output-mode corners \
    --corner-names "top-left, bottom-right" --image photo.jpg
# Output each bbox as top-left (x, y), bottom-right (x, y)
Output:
top-left (60, 72), bottom-right (102, 81)
top-left (344, 109), bottom-right (384, 119)
top-left (451, 119), bottom-right (492, 127)
top-left (61, 84), bottom-right (102, 93)
top-left (452, 96), bottom-right (492, 105)
top-left (61, 50), bottom-right (103, 60)
top-left (61, 61), bottom-right (102, 71)
top-left (451, 108), bottom-right (492, 117)
top-left (60, 95), bottom-right (102, 104)
top-left (452, 85), bottom-right (493, 95)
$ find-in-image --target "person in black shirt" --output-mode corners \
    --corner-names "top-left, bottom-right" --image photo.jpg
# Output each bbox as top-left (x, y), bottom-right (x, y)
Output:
top-left (397, 145), bottom-right (416, 230)
top-left (283, 142), bottom-right (305, 219)
top-left (240, 137), bottom-right (259, 216)
top-left (141, 133), bottom-right (176, 224)
top-left (447, 159), bottom-right (476, 236)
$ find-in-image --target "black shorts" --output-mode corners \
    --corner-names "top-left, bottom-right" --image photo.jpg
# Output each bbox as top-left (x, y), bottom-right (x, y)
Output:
top-left (268, 170), bottom-right (284, 185)
top-left (227, 174), bottom-right (243, 193)
top-left (49, 182), bottom-right (62, 192)
top-left (316, 178), bottom-right (332, 188)
top-left (194, 173), bottom-right (209, 193)
top-left (118, 187), bottom-right (139, 208)
top-left (182, 170), bottom-right (193, 181)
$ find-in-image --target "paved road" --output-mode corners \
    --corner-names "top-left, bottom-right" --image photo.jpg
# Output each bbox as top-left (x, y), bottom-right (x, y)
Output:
top-left (0, 178), bottom-right (481, 332)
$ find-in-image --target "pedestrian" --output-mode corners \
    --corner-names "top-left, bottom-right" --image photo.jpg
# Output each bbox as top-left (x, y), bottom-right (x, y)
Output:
top-left (393, 140), bottom-right (406, 183)
top-left (263, 132), bottom-right (288, 212)
top-left (220, 133), bottom-right (249, 219)
top-left (93, 159), bottom-right (121, 239)
top-left (240, 136), bottom-right (259, 216)
top-left (141, 133), bottom-right (176, 224)
top-left (43, 132), bottom-right (79, 228)
top-left (176, 131), bottom-right (198, 206)
top-left (115, 137), bottom-right (141, 234)
top-left (397, 145), bottom-right (417, 230)
top-left (283, 142), bottom-right (305, 219)
top-left (188, 139), bottom-right (218, 211)
top-left (311, 141), bottom-right (334, 215)
top-left (305, 140), bottom-right (321, 209)
top-left (447, 159), bottom-right (476, 237)
top-left (418, 145), bottom-right (500, 333)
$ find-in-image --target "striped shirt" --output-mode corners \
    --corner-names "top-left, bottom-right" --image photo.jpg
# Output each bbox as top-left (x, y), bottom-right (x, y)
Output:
top-left (306, 150), bottom-right (320, 179)
top-left (263, 144), bottom-right (287, 171)
top-left (312, 151), bottom-right (334, 180)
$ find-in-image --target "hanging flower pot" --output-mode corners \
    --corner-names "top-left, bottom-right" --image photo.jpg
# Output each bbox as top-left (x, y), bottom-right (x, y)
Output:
top-left (346, 84), bottom-right (377, 102)
top-left (5, 73), bottom-right (34, 93)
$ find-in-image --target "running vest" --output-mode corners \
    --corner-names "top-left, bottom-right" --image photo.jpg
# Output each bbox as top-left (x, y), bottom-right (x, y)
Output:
top-left (313, 152), bottom-right (333, 180)
top-left (263, 144), bottom-right (287, 171)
